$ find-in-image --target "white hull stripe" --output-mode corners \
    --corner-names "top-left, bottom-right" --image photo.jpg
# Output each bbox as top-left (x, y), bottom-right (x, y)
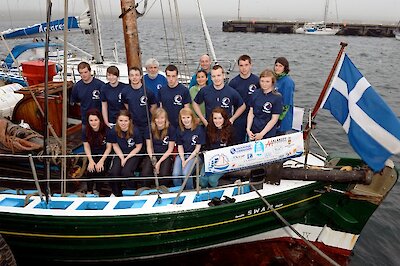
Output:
top-left (209, 223), bottom-right (358, 251)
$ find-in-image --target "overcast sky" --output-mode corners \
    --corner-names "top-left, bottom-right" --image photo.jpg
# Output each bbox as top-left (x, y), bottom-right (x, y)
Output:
top-left (1, 0), bottom-right (399, 24)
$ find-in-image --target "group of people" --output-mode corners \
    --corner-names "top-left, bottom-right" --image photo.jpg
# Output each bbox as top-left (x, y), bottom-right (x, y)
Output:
top-left (70, 54), bottom-right (295, 196)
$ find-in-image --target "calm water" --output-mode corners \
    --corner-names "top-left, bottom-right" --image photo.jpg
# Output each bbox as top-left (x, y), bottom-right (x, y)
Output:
top-left (1, 16), bottom-right (399, 265)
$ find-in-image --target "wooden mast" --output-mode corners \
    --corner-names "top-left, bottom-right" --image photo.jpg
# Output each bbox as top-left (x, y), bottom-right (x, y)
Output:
top-left (120, 0), bottom-right (142, 70)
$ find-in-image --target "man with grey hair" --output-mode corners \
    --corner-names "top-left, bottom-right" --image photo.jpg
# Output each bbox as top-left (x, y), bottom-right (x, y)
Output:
top-left (188, 54), bottom-right (213, 88)
top-left (143, 58), bottom-right (167, 101)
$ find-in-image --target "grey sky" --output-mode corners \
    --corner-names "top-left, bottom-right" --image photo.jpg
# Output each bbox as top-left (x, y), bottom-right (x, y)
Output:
top-left (1, 0), bottom-right (399, 24)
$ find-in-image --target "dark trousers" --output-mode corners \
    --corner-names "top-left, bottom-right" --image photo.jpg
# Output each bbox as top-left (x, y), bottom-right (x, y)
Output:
top-left (140, 155), bottom-right (173, 188)
top-left (109, 156), bottom-right (141, 196)
top-left (86, 157), bottom-right (111, 192)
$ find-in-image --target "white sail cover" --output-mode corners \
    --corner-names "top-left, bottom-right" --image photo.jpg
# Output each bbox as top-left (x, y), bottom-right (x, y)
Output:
top-left (0, 10), bottom-right (91, 40)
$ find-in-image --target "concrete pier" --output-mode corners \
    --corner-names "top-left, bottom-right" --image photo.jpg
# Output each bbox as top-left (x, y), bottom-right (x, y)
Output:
top-left (222, 20), bottom-right (398, 37)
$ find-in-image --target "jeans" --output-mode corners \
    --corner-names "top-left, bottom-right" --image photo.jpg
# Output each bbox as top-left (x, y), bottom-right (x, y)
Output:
top-left (172, 155), bottom-right (201, 190)
top-left (199, 165), bottom-right (223, 188)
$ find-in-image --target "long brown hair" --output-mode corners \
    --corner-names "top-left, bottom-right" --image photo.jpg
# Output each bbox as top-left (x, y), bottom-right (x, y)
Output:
top-left (206, 107), bottom-right (234, 146)
top-left (151, 107), bottom-right (170, 140)
top-left (115, 110), bottom-right (134, 139)
top-left (85, 108), bottom-right (107, 147)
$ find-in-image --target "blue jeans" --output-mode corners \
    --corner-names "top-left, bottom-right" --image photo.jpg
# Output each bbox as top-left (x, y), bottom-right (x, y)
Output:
top-left (172, 155), bottom-right (201, 190)
top-left (199, 165), bottom-right (223, 188)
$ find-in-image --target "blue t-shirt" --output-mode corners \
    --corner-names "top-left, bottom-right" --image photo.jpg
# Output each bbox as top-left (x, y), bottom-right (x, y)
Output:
top-left (148, 126), bottom-right (176, 154)
top-left (100, 82), bottom-right (126, 124)
top-left (249, 89), bottom-right (283, 138)
top-left (143, 74), bottom-right (167, 102)
top-left (121, 85), bottom-right (157, 129)
top-left (82, 127), bottom-right (110, 155)
top-left (176, 126), bottom-right (206, 153)
top-left (194, 84), bottom-right (244, 120)
top-left (159, 83), bottom-right (192, 128)
top-left (70, 78), bottom-right (105, 125)
top-left (275, 75), bottom-right (295, 132)
top-left (108, 126), bottom-right (143, 154)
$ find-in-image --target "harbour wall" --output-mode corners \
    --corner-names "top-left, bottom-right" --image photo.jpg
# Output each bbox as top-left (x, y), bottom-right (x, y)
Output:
top-left (222, 20), bottom-right (397, 37)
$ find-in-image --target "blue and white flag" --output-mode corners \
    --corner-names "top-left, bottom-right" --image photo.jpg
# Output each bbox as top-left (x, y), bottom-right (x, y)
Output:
top-left (321, 53), bottom-right (400, 171)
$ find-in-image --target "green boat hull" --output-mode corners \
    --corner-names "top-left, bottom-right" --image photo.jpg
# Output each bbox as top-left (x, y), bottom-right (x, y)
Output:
top-left (0, 182), bottom-right (383, 263)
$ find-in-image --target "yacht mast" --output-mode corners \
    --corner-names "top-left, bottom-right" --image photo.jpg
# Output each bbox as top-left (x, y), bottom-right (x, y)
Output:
top-left (86, 0), bottom-right (104, 63)
top-left (323, 0), bottom-right (329, 23)
top-left (120, 0), bottom-right (142, 69)
top-left (237, 0), bottom-right (241, 20)
top-left (196, 0), bottom-right (217, 64)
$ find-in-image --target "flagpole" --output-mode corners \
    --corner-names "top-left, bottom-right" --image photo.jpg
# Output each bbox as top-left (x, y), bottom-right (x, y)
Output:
top-left (303, 42), bottom-right (347, 139)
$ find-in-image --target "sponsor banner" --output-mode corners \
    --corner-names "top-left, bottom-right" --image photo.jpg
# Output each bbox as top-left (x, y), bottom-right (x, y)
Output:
top-left (204, 132), bottom-right (304, 173)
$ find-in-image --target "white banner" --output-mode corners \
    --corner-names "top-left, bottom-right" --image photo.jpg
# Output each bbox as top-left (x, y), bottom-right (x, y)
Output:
top-left (204, 132), bottom-right (304, 173)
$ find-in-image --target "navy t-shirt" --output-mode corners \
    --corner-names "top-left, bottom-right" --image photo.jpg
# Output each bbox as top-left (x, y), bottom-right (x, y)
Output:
top-left (121, 85), bottom-right (157, 128)
top-left (194, 84), bottom-right (244, 120)
top-left (228, 73), bottom-right (259, 109)
top-left (147, 126), bottom-right (176, 154)
top-left (108, 126), bottom-right (143, 154)
top-left (206, 128), bottom-right (235, 150)
top-left (70, 78), bottom-right (105, 124)
top-left (82, 127), bottom-right (110, 155)
top-left (100, 82), bottom-right (126, 124)
top-left (159, 83), bottom-right (192, 128)
top-left (176, 126), bottom-right (206, 153)
top-left (249, 89), bottom-right (283, 138)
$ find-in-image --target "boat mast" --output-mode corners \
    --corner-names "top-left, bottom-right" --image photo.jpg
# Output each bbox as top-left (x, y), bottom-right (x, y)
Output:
top-left (237, 0), bottom-right (241, 20)
top-left (61, 0), bottom-right (69, 194)
top-left (323, 0), bottom-right (329, 23)
top-left (196, 0), bottom-right (217, 64)
top-left (44, 0), bottom-right (53, 201)
top-left (120, 0), bottom-right (142, 69)
top-left (86, 0), bottom-right (104, 63)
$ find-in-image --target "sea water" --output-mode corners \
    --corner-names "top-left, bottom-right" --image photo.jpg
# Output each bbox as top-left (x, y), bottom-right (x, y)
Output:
top-left (1, 17), bottom-right (399, 266)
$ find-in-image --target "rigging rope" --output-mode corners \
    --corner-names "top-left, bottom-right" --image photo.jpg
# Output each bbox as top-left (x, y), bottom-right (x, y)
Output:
top-left (250, 184), bottom-right (341, 266)
top-left (140, 73), bottom-right (161, 200)
top-left (172, 0), bottom-right (191, 80)
top-left (160, 0), bottom-right (171, 62)
top-left (166, 0), bottom-right (180, 66)
top-left (135, 0), bottom-right (148, 17)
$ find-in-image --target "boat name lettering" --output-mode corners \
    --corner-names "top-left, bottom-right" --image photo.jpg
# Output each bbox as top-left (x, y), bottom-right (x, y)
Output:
top-left (246, 205), bottom-right (276, 216)
top-left (39, 23), bottom-right (65, 33)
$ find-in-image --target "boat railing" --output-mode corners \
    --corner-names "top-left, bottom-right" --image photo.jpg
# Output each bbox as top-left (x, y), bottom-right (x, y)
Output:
top-left (0, 151), bottom-right (245, 199)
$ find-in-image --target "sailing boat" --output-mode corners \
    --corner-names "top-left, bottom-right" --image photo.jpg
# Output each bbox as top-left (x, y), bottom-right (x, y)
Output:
top-left (295, 0), bottom-right (340, 35)
top-left (0, 0), bottom-right (129, 86)
top-left (0, 1), bottom-right (399, 265)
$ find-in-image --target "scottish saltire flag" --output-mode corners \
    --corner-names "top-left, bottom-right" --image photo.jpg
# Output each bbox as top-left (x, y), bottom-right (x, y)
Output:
top-left (321, 53), bottom-right (400, 171)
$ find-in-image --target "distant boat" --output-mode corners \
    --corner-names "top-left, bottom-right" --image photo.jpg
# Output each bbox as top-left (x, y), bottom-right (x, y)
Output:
top-left (296, 0), bottom-right (340, 35)
top-left (394, 20), bottom-right (400, 40)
